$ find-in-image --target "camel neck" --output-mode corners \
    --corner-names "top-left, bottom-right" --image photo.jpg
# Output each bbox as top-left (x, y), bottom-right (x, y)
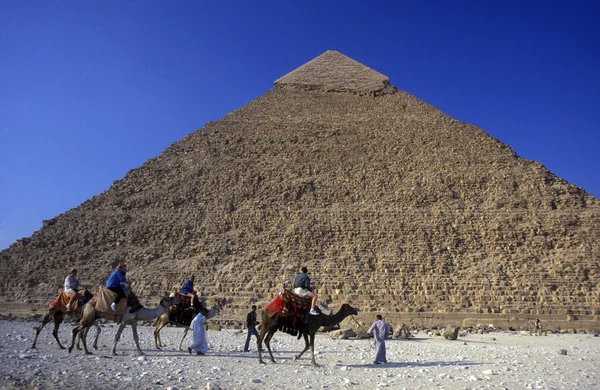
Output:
top-left (136, 304), bottom-right (168, 321)
top-left (318, 307), bottom-right (352, 327)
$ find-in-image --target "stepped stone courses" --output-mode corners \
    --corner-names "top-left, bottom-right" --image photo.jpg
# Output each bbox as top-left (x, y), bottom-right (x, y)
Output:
top-left (1, 50), bottom-right (599, 330)
top-left (275, 50), bottom-right (394, 95)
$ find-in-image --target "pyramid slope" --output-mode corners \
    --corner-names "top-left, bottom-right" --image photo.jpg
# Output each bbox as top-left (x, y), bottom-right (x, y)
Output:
top-left (275, 50), bottom-right (392, 94)
top-left (1, 53), bottom-right (599, 328)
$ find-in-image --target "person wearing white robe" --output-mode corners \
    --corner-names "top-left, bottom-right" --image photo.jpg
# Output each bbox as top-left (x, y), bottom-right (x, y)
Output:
top-left (188, 312), bottom-right (209, 355)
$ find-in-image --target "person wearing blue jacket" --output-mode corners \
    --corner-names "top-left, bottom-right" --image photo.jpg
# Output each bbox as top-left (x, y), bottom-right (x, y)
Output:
top-left (181, 275), bottom-right (201, 308)
top-left (106, 263), bottom-right (129, 311)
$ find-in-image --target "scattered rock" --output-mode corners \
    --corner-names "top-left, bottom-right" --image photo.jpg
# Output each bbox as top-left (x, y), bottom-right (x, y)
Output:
top-left (330, 329), bottom-right (356, 340)
top-left (443, 326), bottom-right (460, 340)
top-left (393, 323), bottom-right (413, 340)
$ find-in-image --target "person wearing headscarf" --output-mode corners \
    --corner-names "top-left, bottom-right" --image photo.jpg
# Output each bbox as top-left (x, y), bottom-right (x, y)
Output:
top-left (188, 312), bottom-right (209, 355)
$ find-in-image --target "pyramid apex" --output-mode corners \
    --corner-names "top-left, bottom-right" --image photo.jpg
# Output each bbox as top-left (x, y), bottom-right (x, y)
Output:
top-left (274, 50), bottom-right (393, 94)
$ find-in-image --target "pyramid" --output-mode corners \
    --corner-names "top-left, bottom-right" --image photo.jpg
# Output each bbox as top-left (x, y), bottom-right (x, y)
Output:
top-left (1, 51), bottom-right (599, 329)
top-left (275, 50), bottom-right (394, 94)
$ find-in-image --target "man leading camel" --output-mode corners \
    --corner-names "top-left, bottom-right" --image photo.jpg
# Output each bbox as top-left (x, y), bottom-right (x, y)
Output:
top-left (293, 267), bottom-right (319, 315)
top-left (368, 314), bottom-right (390, 364)
top-left (187, 311), bottom-right (208, 355)
top-left (64, 268), bottom-right (87, 312)
top-left (106, 263), bottom-right (129, 312)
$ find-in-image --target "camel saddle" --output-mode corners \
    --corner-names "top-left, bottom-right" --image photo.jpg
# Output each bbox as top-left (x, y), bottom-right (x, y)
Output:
top-left (263, 289), bottom-right (315, 336)
top-left (90, 287), bottom-right (142, 315)
top-left (48, 290), bottom-right (93, 313)
top-left (167, 292), bottom-right (208, 327)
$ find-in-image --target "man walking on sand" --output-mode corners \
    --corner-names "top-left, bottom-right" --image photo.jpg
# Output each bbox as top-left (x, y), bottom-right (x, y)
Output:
top-left (368, 314), bottom-right (390, 364)
top-left (243, 305), bottom-right (260, 352)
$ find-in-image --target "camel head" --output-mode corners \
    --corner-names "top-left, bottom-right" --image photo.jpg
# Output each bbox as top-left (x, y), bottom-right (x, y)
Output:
top-left (340, 303), bottom-right (359, 317)
top-left (161, 294), bottom-right (181, 309)
top-left (212, 296), bottom-right (232, 310)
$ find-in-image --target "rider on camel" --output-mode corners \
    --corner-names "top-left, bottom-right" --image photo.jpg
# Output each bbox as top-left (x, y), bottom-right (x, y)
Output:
top-left (106, 263), bottom-right (129, 312)
top-left (64, 268), bottom-right (87, 311)
top-left (293, 266), bottom-right (319, 315)
top-left (181, 275), bottom-right (201, 308)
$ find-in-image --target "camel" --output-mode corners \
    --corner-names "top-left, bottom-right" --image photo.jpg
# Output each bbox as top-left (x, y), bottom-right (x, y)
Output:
top-left (153, 296), bottom-right (230, 350)
top-left (68, 294), bottom-right (180, 355)
top-left (258, 303), bottom-right (358, 366)
top-left (31, 290), bottom-right (100, 350)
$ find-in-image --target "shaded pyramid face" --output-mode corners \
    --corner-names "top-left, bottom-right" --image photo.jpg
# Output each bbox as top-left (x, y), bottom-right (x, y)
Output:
top-left (1, 51), bottom-right (599, 324)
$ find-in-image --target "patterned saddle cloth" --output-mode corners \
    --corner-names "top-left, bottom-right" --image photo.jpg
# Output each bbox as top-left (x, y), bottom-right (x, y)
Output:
top-left (167, 292), bottom-right (208, 327)
top-left (263, 289), bottom-right (317, 337)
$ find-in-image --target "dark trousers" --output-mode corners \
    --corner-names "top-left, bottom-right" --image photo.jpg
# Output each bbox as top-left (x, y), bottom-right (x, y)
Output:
top-left (244, 326), bottom-right (259, 351)
top-left (107, 286), bottom-right (126, 304)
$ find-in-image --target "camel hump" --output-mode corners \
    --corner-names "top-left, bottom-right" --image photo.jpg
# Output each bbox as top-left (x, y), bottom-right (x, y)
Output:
top-left (94, 287), bottom-right (128, 314)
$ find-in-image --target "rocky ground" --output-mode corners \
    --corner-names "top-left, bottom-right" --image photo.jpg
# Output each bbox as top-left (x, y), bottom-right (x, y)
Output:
top-left (0, 320), bottom-right (598, 389)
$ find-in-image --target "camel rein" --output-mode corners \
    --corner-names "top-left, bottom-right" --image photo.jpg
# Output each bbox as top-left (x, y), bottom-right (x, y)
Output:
top-left (350, 315), bottom-right (374, 350)
top-left (163, 299), bottom-right (225, 329)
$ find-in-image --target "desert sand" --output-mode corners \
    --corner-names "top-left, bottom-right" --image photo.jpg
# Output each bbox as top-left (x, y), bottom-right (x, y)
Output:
top-left (0, 320), bottom-right (598, 389)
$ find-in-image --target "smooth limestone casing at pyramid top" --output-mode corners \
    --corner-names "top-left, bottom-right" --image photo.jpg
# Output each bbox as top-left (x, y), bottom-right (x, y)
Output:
top-left (1, 51), bottom-right (599, 329)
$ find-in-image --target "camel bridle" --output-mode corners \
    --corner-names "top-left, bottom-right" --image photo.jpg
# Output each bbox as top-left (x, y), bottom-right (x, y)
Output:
top-left (350, 314), bottom-right (374, 350)
top-left (160, 297), bottom-right (176, 309)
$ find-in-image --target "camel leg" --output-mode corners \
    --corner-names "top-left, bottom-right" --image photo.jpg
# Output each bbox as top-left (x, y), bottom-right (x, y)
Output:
top-left (83, 324), bottom-right (100, 350)
top-left (154, 321), bottom-right (166, 349)
top-left (51, 315), bottom-right (66, 349)
top-left (177, 328), bottom-right (189, 351)
top-left (69, 325), bottom-right (90, 354)
top-left (264, 329), bottom-right (277, 363)
top-left (111, 321), bottom-right (128, 356)
top-left (257, 326), bottom-right (270, 364)
top-left (78, 326), bottom-right (92, 351)
top-left (80, 325), bottom-right (92, 355)
top-left (91, 324), bottom-right (101, 350)
top-left (68, 326), bottom-right (78, 353)
top-left (31, 312), bottom-right (54, 349)
top-left (76, 320), bottom-right (87, 350)
top-left (309, 331), bottom-right (318, 366)
top-left (130, 322), bottom-right (144, 355)
top-left (75, 326), bottom-right (86, 350)
top-left (293, 331), bottom-right (310, 362)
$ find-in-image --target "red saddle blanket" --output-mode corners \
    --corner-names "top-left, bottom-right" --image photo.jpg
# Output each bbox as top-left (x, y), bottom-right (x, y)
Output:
top-left (263, 295), bottom-right (283, 318)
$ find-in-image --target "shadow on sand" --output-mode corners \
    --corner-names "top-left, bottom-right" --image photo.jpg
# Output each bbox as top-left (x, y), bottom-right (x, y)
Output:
top-left (342, 360), bottom-right (483, 369)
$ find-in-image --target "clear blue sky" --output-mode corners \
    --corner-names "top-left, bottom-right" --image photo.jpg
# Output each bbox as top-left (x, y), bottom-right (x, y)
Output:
top-left (1, 1), bottom-right (598, 250)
